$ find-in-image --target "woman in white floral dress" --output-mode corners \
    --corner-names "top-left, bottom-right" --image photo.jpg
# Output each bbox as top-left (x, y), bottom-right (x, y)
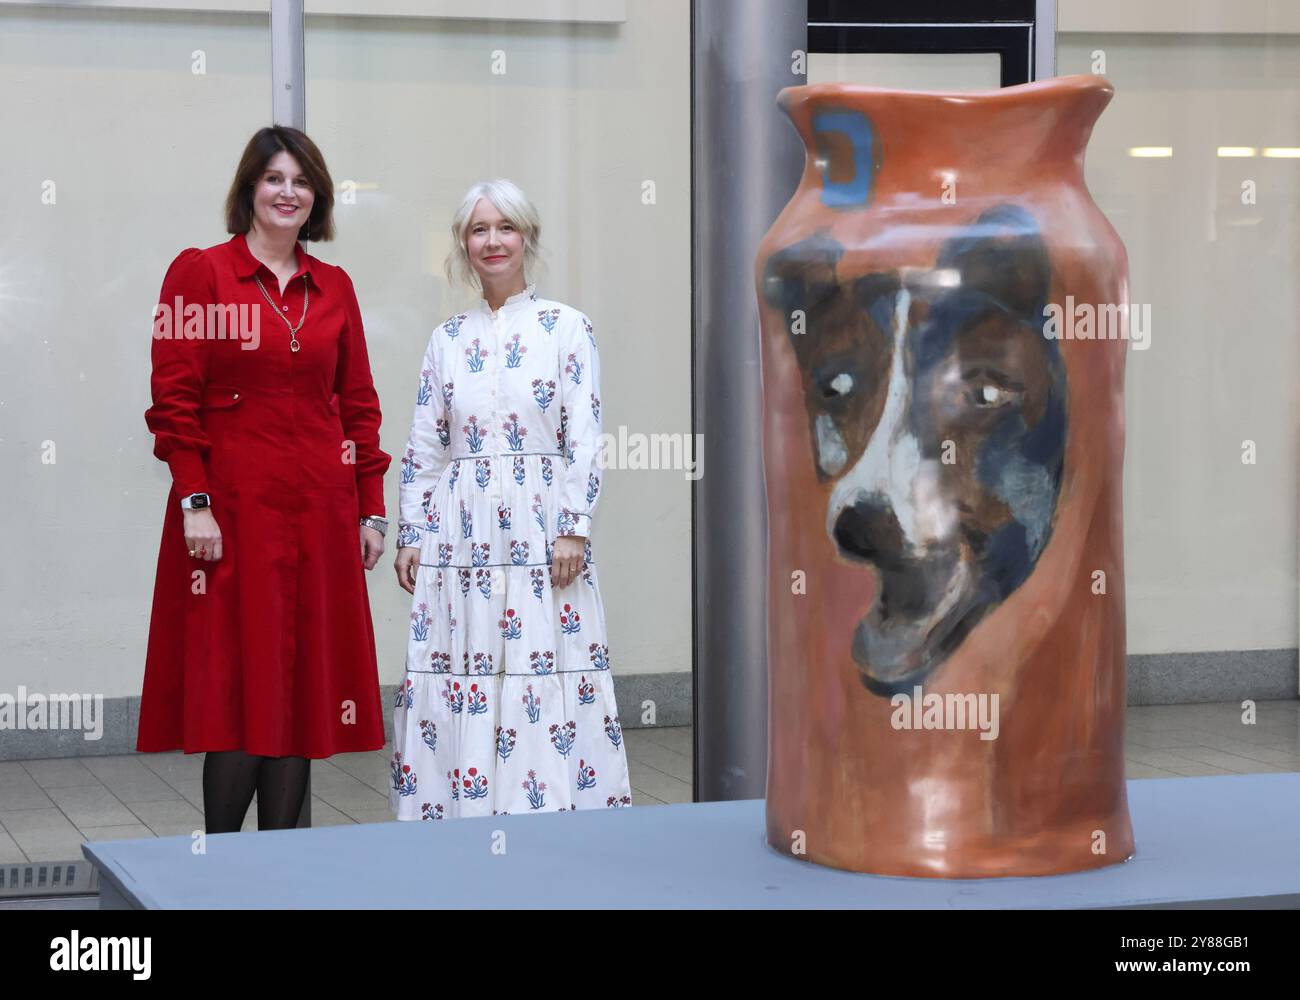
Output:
top-left (390, 179), bottom-right (632, 818)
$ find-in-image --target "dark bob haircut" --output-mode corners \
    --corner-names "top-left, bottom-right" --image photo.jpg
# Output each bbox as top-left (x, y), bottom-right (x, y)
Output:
top-left (224, 126), bottom-right (335, 241)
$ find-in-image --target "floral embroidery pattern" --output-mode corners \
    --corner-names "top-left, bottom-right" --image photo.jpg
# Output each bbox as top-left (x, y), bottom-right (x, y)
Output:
top-left (410, 603), bottom-right (432, 641)
top-left (499, 608), bottom-right (523, 639)
top-left (529, 650), bottom-right (555, 675)
top-left (391, 295), bottom-right (629, 819)
top-left (559, 602), bottom-right (582, 634)
top-left (442, 680), bottom-right (465, 714)
top-left (461, 767), bottom-right (489, 799)
top-left (463, 416), bottom-right (485, 453)
top-left (532, 378), bottom-right (556, 411)
top-left (549, 721), bottom-right (577, 758)
top-left (400, 447), bottom-right (420, 485)
top-left (465, 338), bottom-right (488, 372)
top-left (523, 769), bottom-right (546, 809)
top-left (391, 752), bottom-right (417, 796)
top-left (502, 412), bottom-right (527, 452)
top-left (504, 332), bottom-right (527, 368)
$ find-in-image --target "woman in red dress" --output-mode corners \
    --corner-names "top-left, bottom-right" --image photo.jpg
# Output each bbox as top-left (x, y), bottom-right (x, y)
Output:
top-left (138, 126), bottom-right (392, 833)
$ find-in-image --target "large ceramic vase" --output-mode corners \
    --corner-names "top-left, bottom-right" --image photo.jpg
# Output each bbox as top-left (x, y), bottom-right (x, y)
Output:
top-left (756, 74), bottom-right (1133, 877)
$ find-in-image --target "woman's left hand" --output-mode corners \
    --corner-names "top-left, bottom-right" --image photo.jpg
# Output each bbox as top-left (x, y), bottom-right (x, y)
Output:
top-left (360, 525), bottom-right (385, 570)
top-left (551, 534), bottom-right (586, 588)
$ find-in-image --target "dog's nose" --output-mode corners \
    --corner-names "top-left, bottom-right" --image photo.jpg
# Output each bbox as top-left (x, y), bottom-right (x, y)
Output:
top-left (832, 498), bottom-right (905, 569)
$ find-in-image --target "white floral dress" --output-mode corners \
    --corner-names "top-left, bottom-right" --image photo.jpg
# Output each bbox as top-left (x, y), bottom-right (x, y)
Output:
top-left (389, 283), bottom-right (632, 819)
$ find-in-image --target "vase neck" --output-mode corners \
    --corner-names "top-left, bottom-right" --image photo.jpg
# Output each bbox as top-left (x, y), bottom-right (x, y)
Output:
top-left (780, 75), bottom-right (1112, 203)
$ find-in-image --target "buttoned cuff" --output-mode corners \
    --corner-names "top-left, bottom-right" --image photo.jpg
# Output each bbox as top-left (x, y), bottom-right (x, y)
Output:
top-left (166, 450), bottom-right (208, 498)
top-left (397, 522), bottom-right (424, 548)
top-left (357, 473), bottom-right (386, 519)
top-left (556, 510), bottom-right (590, 538)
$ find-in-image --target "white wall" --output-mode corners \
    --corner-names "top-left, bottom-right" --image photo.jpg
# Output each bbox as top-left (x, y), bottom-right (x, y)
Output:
top-left (0, 2), bottom-right (1294, 710)
top-left (0, 1), bottom-right (691, 701)
top-left (303, 4), bottom-right (692, 686)
top-left (0, 6), bottom-right (272, 697)
top-left (1059, 33), bottom-right (1300, 653)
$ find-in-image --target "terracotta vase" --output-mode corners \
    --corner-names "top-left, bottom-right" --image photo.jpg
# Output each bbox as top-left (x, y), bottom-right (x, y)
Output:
top-left (755, 74), bottom-right (1133, 877)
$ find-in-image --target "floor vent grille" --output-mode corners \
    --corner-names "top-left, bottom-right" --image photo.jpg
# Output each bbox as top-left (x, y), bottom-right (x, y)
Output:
top-left (0, 861), bottom-right (99, 898)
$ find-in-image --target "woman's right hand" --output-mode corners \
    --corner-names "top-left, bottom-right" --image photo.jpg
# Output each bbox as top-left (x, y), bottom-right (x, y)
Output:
top-left (395, 546), bottom-right (420, 594)
top-left (183, 508), bottom-right (223, 561)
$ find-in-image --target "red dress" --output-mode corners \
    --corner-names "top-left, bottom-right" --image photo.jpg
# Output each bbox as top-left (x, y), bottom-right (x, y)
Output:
top-left (137, 232), bottom-right (392, 758)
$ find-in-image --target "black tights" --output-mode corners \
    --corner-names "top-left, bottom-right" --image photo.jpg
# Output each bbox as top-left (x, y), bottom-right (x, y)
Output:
top-left (202, 749), bottom-right (310, 833)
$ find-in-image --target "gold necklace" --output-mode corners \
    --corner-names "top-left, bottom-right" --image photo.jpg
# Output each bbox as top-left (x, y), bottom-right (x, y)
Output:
top-left (254, 274), bottom-right (310, 352)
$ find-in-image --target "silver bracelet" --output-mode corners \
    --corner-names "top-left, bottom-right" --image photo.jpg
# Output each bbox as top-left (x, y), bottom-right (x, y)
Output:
top-left (359, 515), bottom-right (388, 536)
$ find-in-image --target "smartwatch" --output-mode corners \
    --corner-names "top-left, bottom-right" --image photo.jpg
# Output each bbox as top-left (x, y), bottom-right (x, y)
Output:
top-left (180, 493), bottom-right (211, 511)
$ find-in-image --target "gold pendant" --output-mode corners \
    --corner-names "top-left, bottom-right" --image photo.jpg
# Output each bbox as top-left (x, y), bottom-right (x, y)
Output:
top-left (290, 338), bottom-right (301, 353)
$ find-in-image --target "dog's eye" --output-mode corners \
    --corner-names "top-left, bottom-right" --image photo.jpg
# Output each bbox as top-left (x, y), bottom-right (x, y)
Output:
top-left (822, 372), bottom-right (854, 399)
top-left (967, 383), bottom-right (1014, 408)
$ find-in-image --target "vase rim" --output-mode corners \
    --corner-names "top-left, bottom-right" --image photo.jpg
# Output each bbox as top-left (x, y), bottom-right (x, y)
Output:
top-left (778, 72), bottom-right (1113, 112)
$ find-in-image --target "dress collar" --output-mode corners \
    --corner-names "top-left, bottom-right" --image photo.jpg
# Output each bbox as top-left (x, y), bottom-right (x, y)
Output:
top-left (477, 282), bottom-right (538, 317)
top-left (230, 231), bottom-right (317, 286)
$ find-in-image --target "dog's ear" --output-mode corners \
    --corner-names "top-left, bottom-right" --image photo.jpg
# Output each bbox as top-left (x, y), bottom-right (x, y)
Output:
top-left (762, 233), bottom-right (845, 323)
top-left (935, 204), bottom-right (1050, 320)
top-left (853, 271), bottom-right (902, 337)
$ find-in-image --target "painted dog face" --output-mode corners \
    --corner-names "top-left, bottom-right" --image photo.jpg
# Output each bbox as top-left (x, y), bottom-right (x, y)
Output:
top-left (763, 205), bottom-right (1067, 696)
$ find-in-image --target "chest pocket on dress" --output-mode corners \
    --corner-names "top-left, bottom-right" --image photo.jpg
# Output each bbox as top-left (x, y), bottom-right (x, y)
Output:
top-left (201, 385), bottom-right (244, 410)
top-left (199, 385), bottom-right (245, 483)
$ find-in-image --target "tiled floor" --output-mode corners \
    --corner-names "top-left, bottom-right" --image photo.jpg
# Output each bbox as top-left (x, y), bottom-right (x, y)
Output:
top-left (2, 699), bottom-right (1299, 865)
top-left (0, 723), bottom-right (693, 864)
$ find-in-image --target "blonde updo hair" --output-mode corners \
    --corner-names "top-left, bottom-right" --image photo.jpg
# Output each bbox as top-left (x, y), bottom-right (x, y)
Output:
top-left (444, 179), bottom-right (543, 292)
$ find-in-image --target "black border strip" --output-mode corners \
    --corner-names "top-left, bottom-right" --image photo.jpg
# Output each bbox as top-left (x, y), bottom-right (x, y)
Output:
top-left (807, 23), bottom-right (1034, 87)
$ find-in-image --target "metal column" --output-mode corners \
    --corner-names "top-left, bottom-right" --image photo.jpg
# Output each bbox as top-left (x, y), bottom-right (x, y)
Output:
top-left (691, 1), bottom-right (807, 802)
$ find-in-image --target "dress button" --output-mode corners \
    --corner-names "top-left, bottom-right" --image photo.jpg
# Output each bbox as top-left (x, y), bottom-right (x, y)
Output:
top-left (282, 305), bottom-right (288, 312)
top-left (232, 393), bottom-right (239, 400)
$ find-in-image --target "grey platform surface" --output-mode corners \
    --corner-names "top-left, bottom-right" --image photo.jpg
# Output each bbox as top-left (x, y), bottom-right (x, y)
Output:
top-left (82, 774), bottom-right (1300, 909)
